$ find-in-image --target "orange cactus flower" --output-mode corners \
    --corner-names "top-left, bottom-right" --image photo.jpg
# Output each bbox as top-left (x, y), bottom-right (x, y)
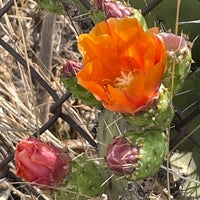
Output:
top-left (77, 17), bottom-right (167, 114)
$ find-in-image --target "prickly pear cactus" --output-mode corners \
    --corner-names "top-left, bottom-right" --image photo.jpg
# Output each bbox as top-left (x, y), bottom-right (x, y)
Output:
top-left (57, 0), bottom-right (194, 199)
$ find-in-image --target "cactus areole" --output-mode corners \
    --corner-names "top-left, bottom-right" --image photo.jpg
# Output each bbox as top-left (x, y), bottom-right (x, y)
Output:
top-left (105, 130), bottom-right (168, 181)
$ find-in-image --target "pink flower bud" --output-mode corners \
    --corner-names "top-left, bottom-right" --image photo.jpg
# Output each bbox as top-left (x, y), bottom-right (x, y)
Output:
top-left (93, 0), bottom-right (132, 19)
top-left (61, 60), bottom-right (82, 78)
top-left (159, 32), bottom-right (187, 51)
top-left (14, 138), bottom-right (71, 187)
top-left (105, 137), bottom-right (139, 175)
top-left (104, 1), bottom-right (132, 19)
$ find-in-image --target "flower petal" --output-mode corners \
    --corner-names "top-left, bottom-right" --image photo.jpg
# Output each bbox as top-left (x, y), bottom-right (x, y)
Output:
top-left (105, 85), bottom-right (137, 114)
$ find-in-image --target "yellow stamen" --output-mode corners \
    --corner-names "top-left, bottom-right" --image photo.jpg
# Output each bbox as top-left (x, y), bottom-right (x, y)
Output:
top-left (114, 71), bottom-right (134, 89)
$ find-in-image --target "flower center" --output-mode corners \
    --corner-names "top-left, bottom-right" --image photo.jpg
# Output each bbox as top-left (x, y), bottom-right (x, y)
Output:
top-left (114, 71), bottom-right (135, 89)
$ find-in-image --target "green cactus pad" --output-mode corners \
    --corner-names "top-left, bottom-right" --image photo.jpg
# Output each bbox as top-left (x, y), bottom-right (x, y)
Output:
top-left (61, 76), bottom-right (102, 108)
top-left (125, 87), bottom-right (174, 131)
top-left (125, 130), bottom-right (168, 181)
top-left (56, 155), bottom-right (106, 199)
top-left (132, 8), bottom-right (148, 31)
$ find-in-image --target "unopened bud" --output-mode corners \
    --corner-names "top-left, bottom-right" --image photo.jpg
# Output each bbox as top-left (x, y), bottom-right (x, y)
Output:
top-left (93, 0), bottom-right (132, 19)
top-left (159, 32), bottom-right (188, 52)
top-left (14, 138), bottom-right (71, 188)
top-left (61, 60), bottom-right (82, 78)
top-left (105, 137), bottom-right (139, 175)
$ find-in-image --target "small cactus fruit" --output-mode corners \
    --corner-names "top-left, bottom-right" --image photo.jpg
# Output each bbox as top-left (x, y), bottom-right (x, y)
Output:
top-left (125, 86), bottom-right (174, 131)
top-left (105, 130), bottom-right (168, 181)
top-left (160, 32), bottom-right (192, 95)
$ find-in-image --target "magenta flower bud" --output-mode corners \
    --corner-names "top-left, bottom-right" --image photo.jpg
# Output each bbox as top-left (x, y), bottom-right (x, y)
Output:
top-left (104, 1), bottom-right (132, 19)
top-left (93, 0), bottom-right (132, 19)
top-left (61, 60), bottom-right (82, 78)
top-left (14, 138), bottom-right (71, 188)
top-left (105, 137), bottom-right (139, 175)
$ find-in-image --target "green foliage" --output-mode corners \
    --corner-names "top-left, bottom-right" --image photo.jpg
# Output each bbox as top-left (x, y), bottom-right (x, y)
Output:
top-left (36, 0), bottom-right (64, 14)
top-left (90, 9), bottom-right (105, 24)
top-left (61, 76), bottom-right (102, 108)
